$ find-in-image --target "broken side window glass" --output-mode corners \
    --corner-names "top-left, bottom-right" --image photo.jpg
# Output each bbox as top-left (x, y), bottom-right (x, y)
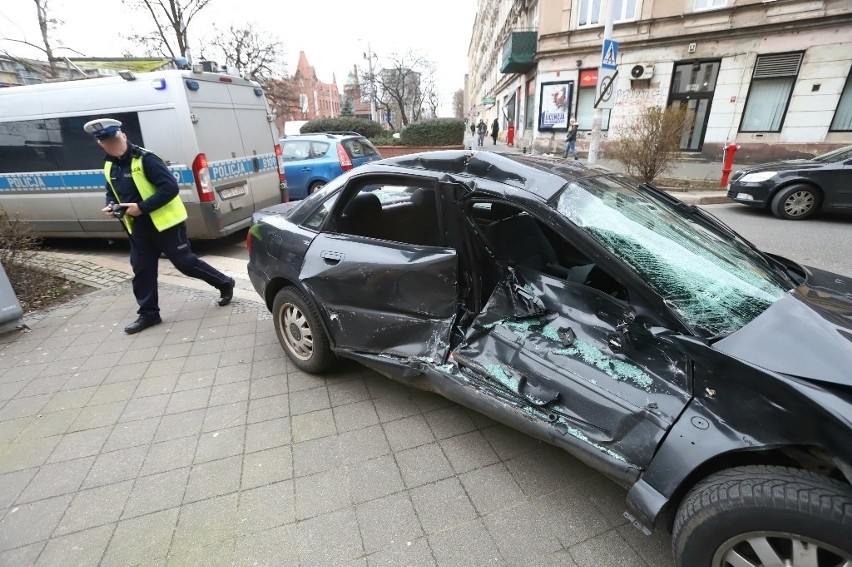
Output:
top-left (556, 176), bottom-right (790, 336)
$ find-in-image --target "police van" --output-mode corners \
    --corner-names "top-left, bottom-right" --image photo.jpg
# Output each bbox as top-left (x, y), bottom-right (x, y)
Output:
top-left (0, 69), bottom-right (286, 239)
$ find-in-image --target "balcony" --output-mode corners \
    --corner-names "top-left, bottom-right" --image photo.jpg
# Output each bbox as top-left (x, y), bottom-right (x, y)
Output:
top-left (500, 30), bottom-right (537, 74)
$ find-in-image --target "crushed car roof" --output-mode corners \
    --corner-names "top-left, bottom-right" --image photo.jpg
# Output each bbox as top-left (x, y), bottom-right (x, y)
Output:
top-left (378, 150), bottom-right (612, 201)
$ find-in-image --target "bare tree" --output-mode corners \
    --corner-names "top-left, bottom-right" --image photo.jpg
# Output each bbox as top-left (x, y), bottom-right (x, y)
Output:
top-left (421, 61), bottom-right (440, 119)
top-left (607, 106), bottom-right (690, 183)
top-left (264, 77), bottom-right (300, 122)
top-left (123, 0), bottom-right (214, 59)
top-left (0, 0), bottom-right (76, 79)
top-left (452, 89), bottom-right (465, 119)
top-left (363, 51), bottom-right (436, 127)
top-left (208, 25), bottom-right (283, 82)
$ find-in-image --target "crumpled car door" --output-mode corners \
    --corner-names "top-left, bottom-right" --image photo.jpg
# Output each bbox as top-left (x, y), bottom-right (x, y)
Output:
top-left (452, 267), bottom-right (691, 468)
top-left (299, 232), bottom-right (458, 363)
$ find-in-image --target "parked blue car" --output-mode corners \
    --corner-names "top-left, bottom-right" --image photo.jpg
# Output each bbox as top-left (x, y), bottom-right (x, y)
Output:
top-left (280, 133), bottom-right (382, 200)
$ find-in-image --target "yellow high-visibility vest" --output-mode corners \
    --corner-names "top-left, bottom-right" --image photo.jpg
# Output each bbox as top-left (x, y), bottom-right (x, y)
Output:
top-left (104, 154), bottom-right (187, 234)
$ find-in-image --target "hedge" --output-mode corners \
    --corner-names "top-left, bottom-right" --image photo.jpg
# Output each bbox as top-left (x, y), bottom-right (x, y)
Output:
top-left (300, 117), bottom-right (384, 138)
top-left (399, 118), bottom-right (465, 146)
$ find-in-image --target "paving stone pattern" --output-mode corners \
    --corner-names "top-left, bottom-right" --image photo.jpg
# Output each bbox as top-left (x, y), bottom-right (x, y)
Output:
top-left (0, 282), bottom-right (674, 566)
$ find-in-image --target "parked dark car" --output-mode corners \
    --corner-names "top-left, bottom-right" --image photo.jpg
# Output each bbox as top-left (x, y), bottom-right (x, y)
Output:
top-left (279, 133), bottom-right (381, 200)
top-left (727, 144), bottom-right (852, 219)
top-left (247, 151), bottom-right (852, 566)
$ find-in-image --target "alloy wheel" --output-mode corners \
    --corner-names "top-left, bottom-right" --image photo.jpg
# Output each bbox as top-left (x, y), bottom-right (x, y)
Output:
top-left (783, 191), bottom-right (815, 217)
top-left (279, 302), bottom-right (313, 361)
top-left (712, 531), bottom-right (852, 567)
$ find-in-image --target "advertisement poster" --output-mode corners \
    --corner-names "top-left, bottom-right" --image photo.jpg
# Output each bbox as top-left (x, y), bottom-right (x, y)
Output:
top-left (538, 81), bottom-right (574, 130)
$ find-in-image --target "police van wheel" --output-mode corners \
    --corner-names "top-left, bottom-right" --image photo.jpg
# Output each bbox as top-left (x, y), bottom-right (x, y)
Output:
top-left (272, 287), bottom-right (335, 374)
top-left (309, 181), bottom-right (326, 194)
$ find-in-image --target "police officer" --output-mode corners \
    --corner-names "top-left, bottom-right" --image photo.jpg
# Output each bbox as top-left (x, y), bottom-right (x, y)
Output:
top-left (84, 118), bottom-right (235, 334)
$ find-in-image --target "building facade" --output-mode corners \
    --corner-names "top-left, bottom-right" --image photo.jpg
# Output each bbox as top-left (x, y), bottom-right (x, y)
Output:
top-left (292, 51), bottom-right (340, 120)
top-left (468, 0), bottom-right (852, 161)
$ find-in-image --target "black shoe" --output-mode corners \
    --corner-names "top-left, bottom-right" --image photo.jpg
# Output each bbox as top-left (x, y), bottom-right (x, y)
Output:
top-left (125, 316), bottom-right (162, 334)
top-left (218, 278), bottom-right (235, 306)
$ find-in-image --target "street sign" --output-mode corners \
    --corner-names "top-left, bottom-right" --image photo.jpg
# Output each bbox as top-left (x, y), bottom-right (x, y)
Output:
top-left (601, 39), bottom-right (618, 70)
top-left (481, 96), bottom-right (496, 106)
top-left (596, 68), bottom-right (617, 109)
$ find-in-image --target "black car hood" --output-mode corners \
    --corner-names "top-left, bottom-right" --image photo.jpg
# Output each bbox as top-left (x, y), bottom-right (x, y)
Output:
top-left (739, 159), bottom-right (820, 174)
top-left (715, 266), bottom-right (852, 386)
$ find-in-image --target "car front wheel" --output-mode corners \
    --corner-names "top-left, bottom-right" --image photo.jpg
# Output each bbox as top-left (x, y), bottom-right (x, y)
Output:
top-left (272, 287), bottom-right (335, 373)
top-left (672, 465), bottom-right (852, 567)
top-left (770, 184), bottom-right (821, 220)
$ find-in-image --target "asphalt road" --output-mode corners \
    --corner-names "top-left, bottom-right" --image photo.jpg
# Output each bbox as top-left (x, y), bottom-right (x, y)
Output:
top-left (701, 203), bottom-right (852, 276)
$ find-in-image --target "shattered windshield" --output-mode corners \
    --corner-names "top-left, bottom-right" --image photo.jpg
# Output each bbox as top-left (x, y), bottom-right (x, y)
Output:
top-left (556, 176), bottom-right (791, 336)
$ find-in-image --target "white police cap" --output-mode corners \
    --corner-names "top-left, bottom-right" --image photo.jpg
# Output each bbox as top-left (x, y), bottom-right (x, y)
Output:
top-left (83, 118), bottom-right (123, 140)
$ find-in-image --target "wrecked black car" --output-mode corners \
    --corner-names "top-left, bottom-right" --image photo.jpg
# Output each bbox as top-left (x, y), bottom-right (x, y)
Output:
top-left (247, 151), bottom-right (852, 566)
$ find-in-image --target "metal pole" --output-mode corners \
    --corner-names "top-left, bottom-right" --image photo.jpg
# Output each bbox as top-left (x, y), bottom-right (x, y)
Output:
top-left (366, 43), bottom-right (378, 123)
top-left (588, 0), bottom-right (617, 165)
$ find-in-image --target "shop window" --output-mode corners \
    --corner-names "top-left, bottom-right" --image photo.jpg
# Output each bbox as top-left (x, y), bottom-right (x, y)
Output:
top-left (575, 69), bottom-right (610, 131)
top-left (525, 79), bottom-right (536, 130)
top-left (740, 52), bottom-right (803, 133)
top-left (830, 71), bottom-right (852, 132)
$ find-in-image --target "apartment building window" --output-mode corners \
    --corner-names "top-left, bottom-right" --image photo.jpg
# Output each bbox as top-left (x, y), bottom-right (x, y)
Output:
top-left (578, 0), bottom-right (637, 26)
top-left (830, 70), bottom-right (852, 131)
top-left (576, 69), bottom-right (610, 131)
top-left (693, 0), bottom-right (726, 11)
top-left (740, 52), bottom-right (803, 133)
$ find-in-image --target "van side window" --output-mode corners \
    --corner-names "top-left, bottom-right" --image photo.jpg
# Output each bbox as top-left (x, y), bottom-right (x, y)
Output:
top-left (0, 112), bottom-right (144, 173)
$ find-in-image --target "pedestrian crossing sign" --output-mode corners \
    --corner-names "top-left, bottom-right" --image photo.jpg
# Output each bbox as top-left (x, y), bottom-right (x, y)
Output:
top-left (601, 39), bottom-right (618, 70)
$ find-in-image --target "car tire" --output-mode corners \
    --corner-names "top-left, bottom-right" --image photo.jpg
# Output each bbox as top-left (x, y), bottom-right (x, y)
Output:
top-left (272, 287), bottom-right (335, 374)
top-left (672, 465), bottom-right (852, 567)
top-left (309, 181), bottom-right (326, 194)
top-left (770, 184), bottom-right (821, 220)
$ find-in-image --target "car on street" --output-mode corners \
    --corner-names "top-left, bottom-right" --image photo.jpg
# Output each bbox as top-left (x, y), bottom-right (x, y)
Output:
top-left (727, 144), bottom-right (852, 220)
top-left (247, 151), bottom-right (852, 567)
top-left (279, 133), bottom-right (381, 200)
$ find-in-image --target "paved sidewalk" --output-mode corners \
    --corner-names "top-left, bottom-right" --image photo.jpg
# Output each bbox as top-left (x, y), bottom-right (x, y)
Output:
top-left (0, 275), bottom-right (675, 566)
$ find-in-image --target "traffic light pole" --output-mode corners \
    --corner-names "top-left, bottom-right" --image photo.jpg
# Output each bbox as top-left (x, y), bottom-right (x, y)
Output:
top-left (587, 0), bottom-right (617, 165)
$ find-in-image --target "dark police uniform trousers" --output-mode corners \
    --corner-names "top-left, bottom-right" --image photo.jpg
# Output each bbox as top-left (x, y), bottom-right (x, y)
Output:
top-left (106, 145), bottom-right (232, 320)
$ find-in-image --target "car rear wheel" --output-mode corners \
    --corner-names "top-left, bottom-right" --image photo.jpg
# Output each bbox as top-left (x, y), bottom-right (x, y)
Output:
top-left (672, 465), bottom-right (852, 567)
top-left (272, 287), bottom-right (335, 373)
top-left (309, 181), bottom-right (326, 194)
top-left (770, 184), bottom-right (821, 220)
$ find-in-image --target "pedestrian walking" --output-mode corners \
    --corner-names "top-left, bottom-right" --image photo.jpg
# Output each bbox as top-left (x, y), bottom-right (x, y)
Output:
top-left (470, 122), bottom-right (476, 137)
top-left (84, 118), bottom-right (235, 334)
top-left (476, 119), bottom-right (487, 147)
top-left (491, 118), bottom-right (499, 145)
top-left (563, 118), bottom-right (579, 160)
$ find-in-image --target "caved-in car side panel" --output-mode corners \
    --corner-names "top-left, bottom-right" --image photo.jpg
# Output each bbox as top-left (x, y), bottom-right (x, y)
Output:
top-left (299, 232), bottom-right (458, 360)
top-left (626, 333), bottom-right (852, 531)
top-left (453, 267), bottom-right (691, 468)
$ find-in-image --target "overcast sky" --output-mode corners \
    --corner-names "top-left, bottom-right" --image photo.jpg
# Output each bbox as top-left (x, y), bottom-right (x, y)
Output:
top-left (1, 0), bottom-right (476, 115)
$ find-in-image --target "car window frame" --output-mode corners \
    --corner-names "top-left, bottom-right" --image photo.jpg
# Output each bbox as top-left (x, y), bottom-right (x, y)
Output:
top-left (324, 173), bottom-right (446, 248)
top-left (463, 197), bottom-right (635, 306)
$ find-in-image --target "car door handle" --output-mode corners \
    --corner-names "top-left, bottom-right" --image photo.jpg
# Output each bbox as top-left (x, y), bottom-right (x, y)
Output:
top-left (320, 251), bottom-right (344, 265)
top-left (301, 167), bottom-right (311, 171)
